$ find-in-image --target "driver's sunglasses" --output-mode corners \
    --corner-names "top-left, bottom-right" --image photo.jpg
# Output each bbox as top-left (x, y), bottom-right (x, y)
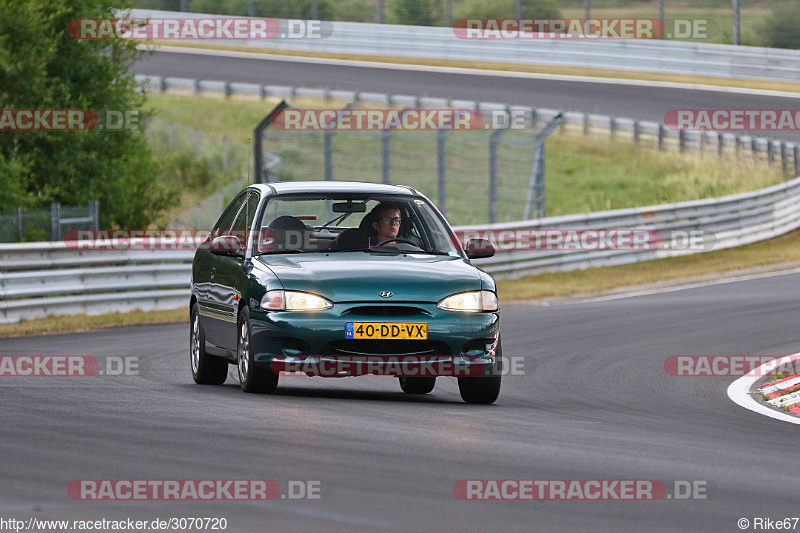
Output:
top-left (378, 216), bottom-right (402, 226)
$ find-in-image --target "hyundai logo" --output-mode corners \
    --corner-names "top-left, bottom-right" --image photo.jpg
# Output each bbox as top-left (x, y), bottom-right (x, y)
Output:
top-left (379, 291), bottom-right (393, 298)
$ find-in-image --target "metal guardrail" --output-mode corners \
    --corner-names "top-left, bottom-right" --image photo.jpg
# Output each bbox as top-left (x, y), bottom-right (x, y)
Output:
top-left (136, 74), bottom-right (800, 182)
top-left (3, 175), bottom-right (800, 323)
top-left (131, 9), bottom-right (800, 82)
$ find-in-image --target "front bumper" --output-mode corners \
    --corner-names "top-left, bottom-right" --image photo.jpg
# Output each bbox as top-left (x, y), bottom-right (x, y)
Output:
top-left (248, 302), bottom-right (499, 377)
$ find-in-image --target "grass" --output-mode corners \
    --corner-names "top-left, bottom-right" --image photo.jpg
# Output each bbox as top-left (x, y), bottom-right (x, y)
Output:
top-left (146, 92), bottom-right (784, 226)
top-left (558, 4), bottom-right (771, 46)
top-left (146, 41), bottom-right (800, 95)
top-left (0, 308), bottom-right (188, 338)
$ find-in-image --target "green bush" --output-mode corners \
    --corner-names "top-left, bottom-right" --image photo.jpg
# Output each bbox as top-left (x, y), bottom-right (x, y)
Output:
top-left (759, 2), bottom-right (800, 49)
top-left (455, 0), bottom-right (560, 19)
top-left (388, 0), bottom-right (443, 26)
top-left (331, 0), bottom-right (375, 22)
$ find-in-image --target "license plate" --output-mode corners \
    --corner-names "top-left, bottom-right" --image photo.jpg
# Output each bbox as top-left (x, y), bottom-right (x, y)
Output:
top-left (345, 322), bottom-right (427, 340)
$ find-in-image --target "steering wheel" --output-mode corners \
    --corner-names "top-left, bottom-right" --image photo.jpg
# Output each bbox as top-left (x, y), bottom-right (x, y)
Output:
top-left (376, 237), bottom-right (421, 247)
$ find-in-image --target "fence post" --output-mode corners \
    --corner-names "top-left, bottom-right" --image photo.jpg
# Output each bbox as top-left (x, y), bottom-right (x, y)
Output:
top-left (253, 100), bottom-right (289, 184)
top-left (488, 128), bottom-right (506, 224)
top-left (437, 129), bottom-right (446, 216)
top-left (734, 134), bottom-right (741, 157)
top-left (583, 113), bottom-right (590, 136)
top-left (767, 140), bottom-right (774, 165)
top-left (382, 127), bottom-right (391, 184)
top-left (751, 138), bottom-right (758, 160)
top-left (524, 113), bottom-right (564, 220)
top-left (781, 142), bottom-right (787, 177)
top-left (609, 116), bottom-right (616, 140)
top-left (50, 203), bottom-right (61, 241)
top-left (159, 76), bottom-right (167, 93)
top-left (719, 132), bottom-right (725, 157)
top-left (678, 129), bottom-right (686, 152)
top-left (795, 145), bottom-right (799, 178)
top-left (698, 131), bottom-right (705, 153)
top-left (324, 130), bottom-right (333, 181)
top-left (16, 207), bottom-right (23, 240)
top-left (657, 124), bottom-right (665, 151)
top-left (633, 120), bottom-right (640, 144)
top-left (92, 200), bottom-right (99, 231)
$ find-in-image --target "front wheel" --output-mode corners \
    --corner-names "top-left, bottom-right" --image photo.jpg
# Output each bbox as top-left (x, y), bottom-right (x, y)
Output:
top-left (457, 337), bottom-right (502, 404)
top-left (190, 303), bottom-right (228, 385)
top-left (237, 308), bottom-right (279, 394)
top-left (399, 377), bottom-right (436, 394)
top-left (457, 376), bottom-right (501, 404)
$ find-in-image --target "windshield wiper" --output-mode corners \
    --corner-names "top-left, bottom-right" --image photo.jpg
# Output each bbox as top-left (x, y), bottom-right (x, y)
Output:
top-left (255, 249), bottom-right (309, 256)
top-left (403, 250), bottom-right (453, 256)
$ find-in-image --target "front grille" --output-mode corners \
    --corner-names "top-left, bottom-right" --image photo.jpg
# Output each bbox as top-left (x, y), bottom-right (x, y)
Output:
top-left (341, 306), bottom-right (430, 317)
top-left (324, 340), bottom-right (450, 356)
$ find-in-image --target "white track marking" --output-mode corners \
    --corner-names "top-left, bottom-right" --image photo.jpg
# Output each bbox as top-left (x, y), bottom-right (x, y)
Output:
top-left (727, 353), bottom-right (800, 425)
top-left (143, 45), bottom-right (800, 99)
top-left (560, 267), bottom-right (800, 305)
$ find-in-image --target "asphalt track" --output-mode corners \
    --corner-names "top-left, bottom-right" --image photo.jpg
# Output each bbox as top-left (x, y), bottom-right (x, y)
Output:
top-left (2, 271), bottom-right (799, 532)
top-left (133, 49), bottom-right (800, 143)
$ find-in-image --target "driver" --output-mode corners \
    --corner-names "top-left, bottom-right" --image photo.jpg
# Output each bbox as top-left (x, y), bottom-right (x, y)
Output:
top-left (371, 203), bottom-right (402, 246)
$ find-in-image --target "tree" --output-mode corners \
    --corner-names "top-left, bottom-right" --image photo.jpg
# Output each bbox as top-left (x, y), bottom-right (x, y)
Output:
top-left (759, 2), bottom-right (800, 49)
top-left (389, 0), bottom-right (443, 26)
top-left (456, 0), bottom-right (560, 20)
top-left (0, 0), bottom-right (176, 228)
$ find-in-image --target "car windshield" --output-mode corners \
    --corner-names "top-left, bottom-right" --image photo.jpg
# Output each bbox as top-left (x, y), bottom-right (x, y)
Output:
top-left (255, 194), bottom-right (463, 257)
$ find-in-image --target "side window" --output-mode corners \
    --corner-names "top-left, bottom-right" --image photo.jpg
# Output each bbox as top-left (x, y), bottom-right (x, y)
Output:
top-left (212, 191), bottom-right (248, 238)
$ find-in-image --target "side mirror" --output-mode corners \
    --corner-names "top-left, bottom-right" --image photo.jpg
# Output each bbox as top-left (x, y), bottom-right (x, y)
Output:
top-left (210, 235), bottom-right (244, 257)
top-left (464, 238), bottom-right (495, 259)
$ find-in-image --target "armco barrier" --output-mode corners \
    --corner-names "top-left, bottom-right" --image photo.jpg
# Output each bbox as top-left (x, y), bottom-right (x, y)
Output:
top-left (135, 74), bottom-right (800, 178)
top-left (2, 176), bottom-right (800, 323)
top-left (131, 9), bottom-right (800, 82)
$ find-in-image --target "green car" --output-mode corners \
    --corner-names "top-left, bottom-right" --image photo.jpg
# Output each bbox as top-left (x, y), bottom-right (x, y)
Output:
top-left (189, 181), bottom-right (501, 404)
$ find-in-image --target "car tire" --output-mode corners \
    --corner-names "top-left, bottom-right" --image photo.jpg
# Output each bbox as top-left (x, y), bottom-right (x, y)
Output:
top-left (237, 308), bottom-right (279, 394)
top-left (190, 303), bottom-right (228, 385)
top-left (398, 377), bottom-right (436, 394)
top-left (457, 337), bottom-right (502, 404)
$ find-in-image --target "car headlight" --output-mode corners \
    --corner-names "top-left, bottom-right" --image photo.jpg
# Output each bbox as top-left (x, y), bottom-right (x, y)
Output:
top-left (437, 290), bottom-right (498, 312)
top-left (261, 290), bottom-right (333, 311)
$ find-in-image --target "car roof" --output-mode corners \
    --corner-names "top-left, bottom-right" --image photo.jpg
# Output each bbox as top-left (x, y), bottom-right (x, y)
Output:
top-left (248, 181), bottom-right (419, 196)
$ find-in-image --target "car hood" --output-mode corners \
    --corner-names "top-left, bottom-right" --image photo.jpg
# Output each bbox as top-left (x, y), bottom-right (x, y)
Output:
top-left (255, 252), bottom-right (481, 303)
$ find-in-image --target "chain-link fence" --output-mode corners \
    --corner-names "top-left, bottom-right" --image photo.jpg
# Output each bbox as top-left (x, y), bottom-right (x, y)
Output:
top-left (0, 203), bottom-right (99, 243)
top-left (260, 121), bottom-right (551, 226)
top-left (145, 117), bottom-right (251, 176)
